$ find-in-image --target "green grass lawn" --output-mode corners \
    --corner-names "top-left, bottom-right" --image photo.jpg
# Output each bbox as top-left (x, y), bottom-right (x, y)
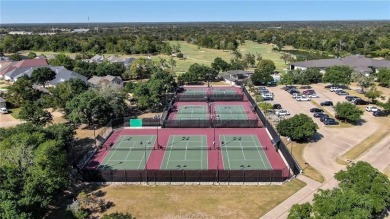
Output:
top-left (21, 40), bottom-right (288, 75)
top-left (9, 107), bottom-right (22, 119)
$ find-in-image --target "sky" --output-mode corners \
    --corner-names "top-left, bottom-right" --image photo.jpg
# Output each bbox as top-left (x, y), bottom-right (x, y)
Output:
top-left (1, 1), bottom-right (389, 24)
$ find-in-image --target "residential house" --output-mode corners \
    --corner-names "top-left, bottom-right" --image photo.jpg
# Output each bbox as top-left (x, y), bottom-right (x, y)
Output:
top-left (8, 65), bottom-right (88, 87)
top-left (290, 55), bottom-right (390, 76)
top-left (0, 57), bottom-right (48, 80)
top-left (220, 70), bottom-right (252, 86)
top-left (88, 75), bottom-right (123, 88)
top-left (106, 56), bottom-right (135, 67)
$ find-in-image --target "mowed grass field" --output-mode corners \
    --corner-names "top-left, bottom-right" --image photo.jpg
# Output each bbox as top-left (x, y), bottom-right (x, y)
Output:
top-left (20, 40), bottom-right (287, 75)
top-left (94, 180), bottom-right (305, 219)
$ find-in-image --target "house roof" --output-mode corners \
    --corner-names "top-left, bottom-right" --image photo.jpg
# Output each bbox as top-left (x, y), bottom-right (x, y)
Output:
top-left (0, 58), bottom-right (48, 76)
top-left (88, 75), bottom-right (122, 85)
top-left (291, 55), bottom-right (390, 73)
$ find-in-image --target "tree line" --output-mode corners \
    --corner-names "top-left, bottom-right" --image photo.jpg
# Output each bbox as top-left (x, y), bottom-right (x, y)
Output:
top-left (1, 22), bottom-right (390, 59)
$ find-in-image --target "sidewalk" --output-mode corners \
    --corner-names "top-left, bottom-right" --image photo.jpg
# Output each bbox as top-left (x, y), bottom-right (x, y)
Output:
top-left (260, 175), bottom-right (321, 219)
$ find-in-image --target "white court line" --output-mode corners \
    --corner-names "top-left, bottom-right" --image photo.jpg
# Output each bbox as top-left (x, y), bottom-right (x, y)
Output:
top-left (164, 135), bottom-right (175, 169)
top-left (239, 140), bottom-right (247, 160)
top-left (223, 135), bottom-right (231, 170)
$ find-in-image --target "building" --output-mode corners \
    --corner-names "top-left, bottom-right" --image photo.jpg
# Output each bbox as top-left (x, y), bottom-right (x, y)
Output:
top-left (88, 75), bottom-right (123, 88)
top-left (0, 57), bottom-right (48, 80)
top-left (290, 55), bottom-right (390, 76)
top-left (8, 31), bottom-right (32, 35)
top-left (85, 55), bottom-right (135, 67)
top-left (6, 65), bottom-right (87, 87)
top-left (220, 70), bottom-right (252, 86)
top-left (72, 28), bottom-right (89, 33)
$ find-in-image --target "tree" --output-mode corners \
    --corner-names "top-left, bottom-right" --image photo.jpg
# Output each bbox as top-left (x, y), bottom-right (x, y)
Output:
top-left (304, 67), bottom-right (322, 83)
top-left (323, 66), bottom-right (352, 86)
top-left (211, 57), bottom-right (230, 72)
top-left (377, 68), bottom-right (390, 87)
top-left (251, 68), bottom-right (274, 86)
top-left (288, 203), bottom-right (312, 219)
top-left (9, 53), bottom-right (23, 61)
top-left (365, 84), bottom-right (383, 103)
top-left (122, 58), bottom-right (152, 80)
top-left (276, 114), bottom-right (318, 141)
top-left (243, 53), bottom-right (256, 68)
top-left (257, 59), bottom-right (276, 74)
top-left (168, 57), bottom-right (176, 71)
top-left (334, 102), bottom-right (364, 123)
top-left (280, 72), bottom-right (295, 86)
top-left (280, 53), bottom-right (292, 64)
top-left (48, 53), bottom-right (75, 70)
top-left (19, 102), bottom-right (53, 126)
top-left (30, 67), bottom-right (56, 87)
top-left (27, 52), bottom-right (37, 59)
top-left (123, 81), bottom-right (135, 93)
top-left (5, 75), bottom-right (41, 107)
top-left (353, 72), bottom-right (374, 93)
top-left (48, 79), bottom-right (89, 109)
top-left (289, 162), bottom-right (390, 219)
top-left (65, 90), bottom-right (112, 126)
top-left (176, 52), bottom-right (184, 59)
top-left (102, 212), bottom-right (135, 219)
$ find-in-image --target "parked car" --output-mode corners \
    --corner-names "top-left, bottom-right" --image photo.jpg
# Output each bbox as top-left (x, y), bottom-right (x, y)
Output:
top-left (292, 93), bottom-right (301, 98)
top-left (272, 104), bottom-right (282, 109)
top-left (275, 109), bottom-right (290, 116)
top-left (303, 89), bottom-right (315, 95)
top-left (258, 86), bottom-right (268, 91)
top-left (321, 117), bottom-right (335, 122)
top-left (345, 95), bottom-right (359, 101)
top-left (0, 107), bottom-right (8, 114)
top-left (324, 119), bottom-right (339, 125)
top-left (324, 84), bottom-right (334, 88)
top-left (365, 106), bottom-right (379, 112)
top-left (336, 90), bottom-right (349, 95)
top-left (373, 110), bottom-right (389, 117)
top-left (289, 89), bottom-right (300, 94)
top-left (262, 96), bottom-right (273, 101)
top-left (296, 96), bottom-right (310, 101)
top-left (284, 86), bottom-right (296, 91)
top-left (353, 98), bottom-right (369, 105)
top-left (330, 87), bottom-right (343, 92)
top-left (262, 93), bottom-right (274, 98)
top-left (320, 101), bottom-right (334, 106)
top-left (310, 108), bottom-right (324, 113)
top-left (308, 93), bottom-right (319, 98)
top-left (314, 112), bottom-right (329, 118)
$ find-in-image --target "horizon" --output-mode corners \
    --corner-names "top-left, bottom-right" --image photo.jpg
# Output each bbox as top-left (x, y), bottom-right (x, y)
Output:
top-left (1, 1), bottom-right (389, 24)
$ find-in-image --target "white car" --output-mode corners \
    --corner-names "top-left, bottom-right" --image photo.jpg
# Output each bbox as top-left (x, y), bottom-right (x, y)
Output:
top-left (330, 87), bottom-right (343, 92)
top-left (308, 94), bottom-right (319, 98)
top-left (296, 96), bottom-right (310, 101)
top-left (0, 107), bottom-right (8, 114)
top-left (365, 106), bottom-right (379, 112)
top-left (275, 109), bottom-right (290, 116)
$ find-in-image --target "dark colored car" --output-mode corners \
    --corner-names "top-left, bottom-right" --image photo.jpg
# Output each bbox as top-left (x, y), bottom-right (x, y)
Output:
top-left (303, 89), bottom-right (315, 95)
top-left (373, 110), bottom-right (389, 117)
top-left (272, 104), bottom-right (282, 109)
top-left (336, 90), bottom-right (349, 96)
top-left (284, 86), bottom-right (296, 91)
top-left (353, 99), bottom-right (369, 105)
top-left (324, 120), bottom-right (339, 125)
top-left (321, 117), bottom-right (334, 122)
top-left (345, 95), bottom-right (359, 101)
top-left (314, 113), bottom-right (329, 118)
top-left (289, 89), bottom-right (300, 94)
top-left (324, 84), bottom-right (333, 88)
top-left (310, 108), bottom-right (324, 113)
top-left (320, 101), bottom-right (334, 106)
top-left (262, 96), bottom-right (274, 101)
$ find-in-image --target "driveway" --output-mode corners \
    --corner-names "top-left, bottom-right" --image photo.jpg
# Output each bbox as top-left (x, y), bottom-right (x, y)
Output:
top-left (0, 114), bottom-right (24, 128)
top-left (261, 84), bottom-right (389, 219)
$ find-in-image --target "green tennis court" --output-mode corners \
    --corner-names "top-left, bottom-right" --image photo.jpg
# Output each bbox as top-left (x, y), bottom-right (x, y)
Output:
top-left (220, 135), bottom-right (271, 170)
top-left (161, 135), bottom-right (208, 170)
top-left (212, 89), bottom-right (236, 95)
top-left (183, 89), bottom-right (206, 95)
top-left (99, 135), bottom-right (156, 170)
top-left (215, 105), bottom-right (248, 120)
top-left (176, 105), bottom-right (208, 120)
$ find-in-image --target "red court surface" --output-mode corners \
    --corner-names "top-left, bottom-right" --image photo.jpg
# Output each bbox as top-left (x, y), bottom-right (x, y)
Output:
top-left (86, 127), bottom-right (289, 177)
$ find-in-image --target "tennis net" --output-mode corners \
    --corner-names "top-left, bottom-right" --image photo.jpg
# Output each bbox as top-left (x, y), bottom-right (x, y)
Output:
top-left (164, 146), bottom-right (211, 150)
top-left (213, 110), bottom-right (251, 114)
top-left (110, 146), bottom-right (156, 151)
top-left (221, 146), bottom-right (268, 150)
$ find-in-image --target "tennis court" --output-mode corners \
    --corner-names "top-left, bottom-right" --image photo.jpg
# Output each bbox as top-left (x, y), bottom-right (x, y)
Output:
top-left (183, 89), bottom-right (207, 95)
top-left (161, 135), bottom-right (208, 170)
top-left (214, 105), bottom-right (248, 120)
top-left (99, 135), bottom-right (156, 170)
top-left (220, 135), bottom-right (272, 170)
top-left (176, 105), bottom-right (208, 120)
top-left (212, 88), bottom-right (237, 95)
